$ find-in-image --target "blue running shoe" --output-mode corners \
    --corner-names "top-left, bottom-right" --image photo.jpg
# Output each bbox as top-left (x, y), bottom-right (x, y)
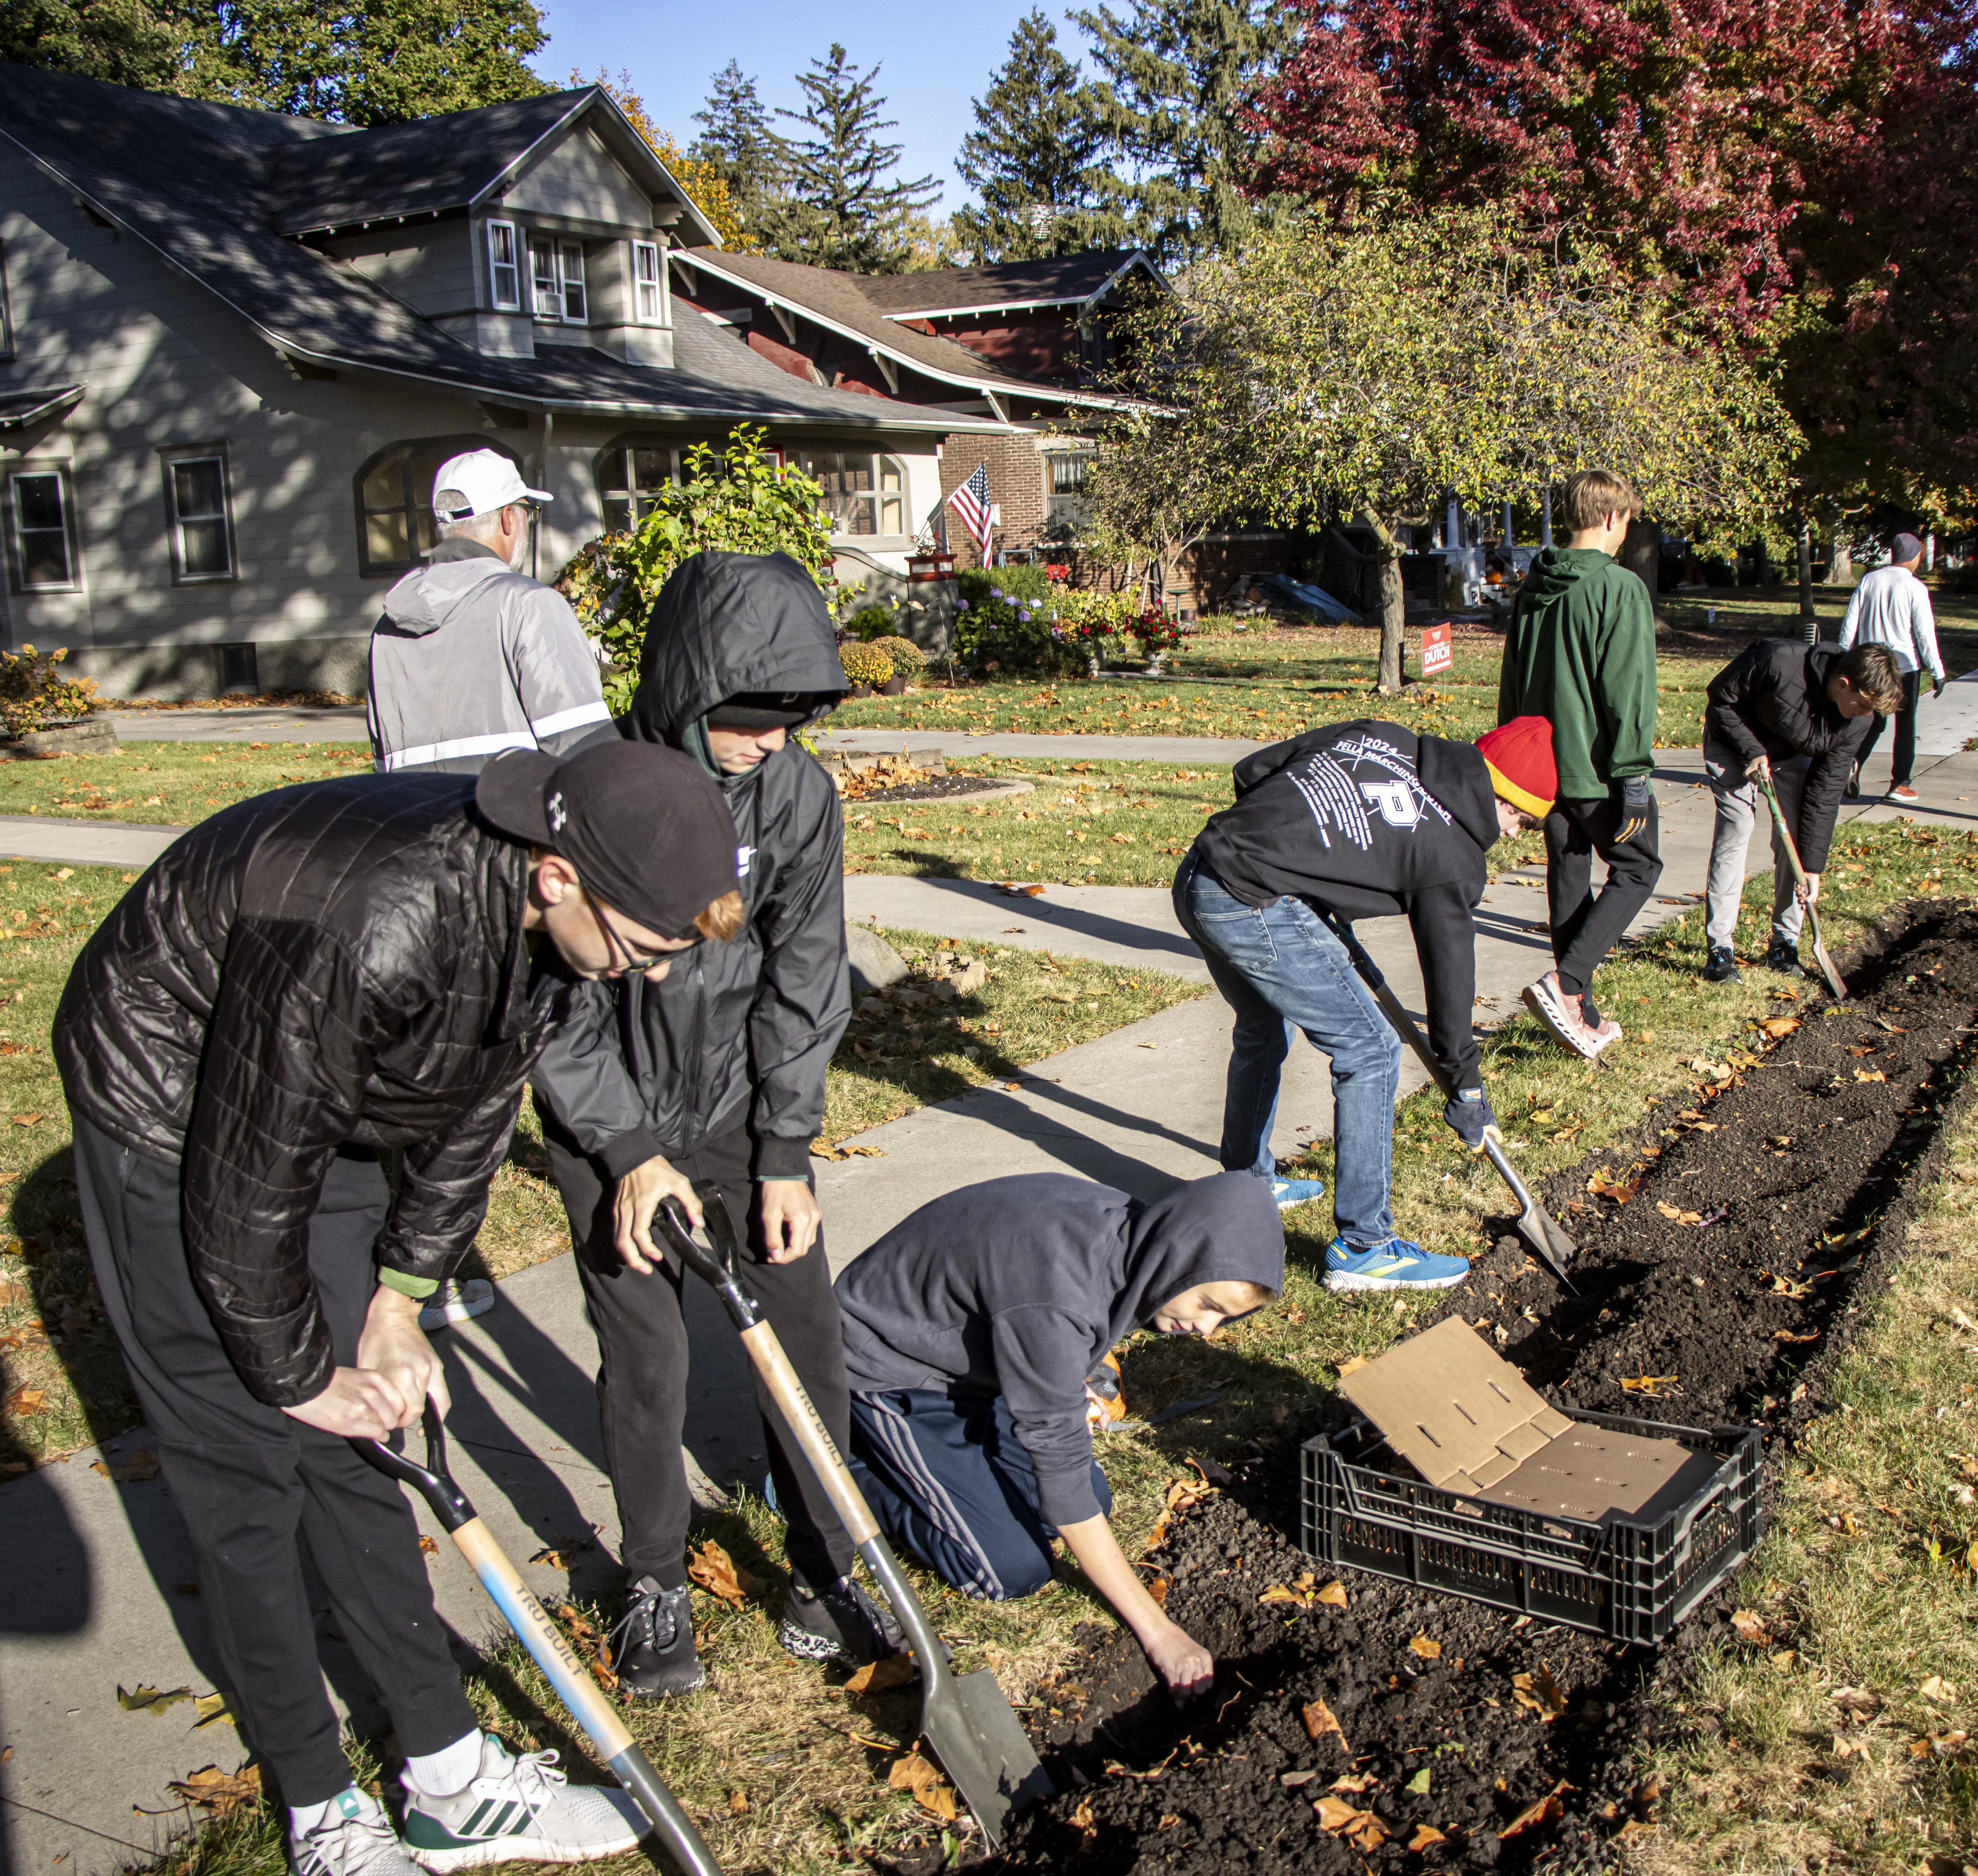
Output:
top-left (1269, 1177), bottom-right (1328, 1211)
top-left (1324, 1235), bottom-right (1469, 1292)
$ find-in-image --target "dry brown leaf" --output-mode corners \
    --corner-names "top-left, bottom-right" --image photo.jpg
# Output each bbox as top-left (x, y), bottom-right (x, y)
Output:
top-left (1921, 1675), bottom-right (1958, 1702)
top-left (1409, 1633), bottom-right (1443, 1660)
top-left (1832, 1686), bottom-right (1880, 1718)
top-left (167, 1764), bottom-right (261, 1817)
top-left (846, 1655), bottom-right (917, 1697)
top-left (1615, 1819), bottom-right (1658, 1840)
top-left (9, 1114), bottom-right (41, 1127)
top-left (1301, 1697), bottom-right (1349, 1751)
top-left (1408, 1823), bottom-right (1448, 1852)
top-left (1148, 1575), bottom-right (1170, 1607)
top-left (1775, 1328), bottom-right (1821, 1345)
top-left (1758, 1016), bottom-right (1801, 1037)
top-left (418, 1535), bottom-right (438, 1557)
top-left (1730, 1610), bottom-right (1773, 1645)
top-left (1511, 1664), bottom-right (1568, 1720)
top-left (1587, 1168), bottom-right (1639, 1203)
top-left (686, 1538), bottom-right (746, 1608)
top-left (1329, 1773), bottom-right (1377, 1794)
top-left (1619, 1375), bottom-right (1678, 1395)
top-left (726, 1789), bottom-right (747, 1815)
top-left (888, 1751), bottom-right (957, 1820)
top-left (1315, 1580), bottom-right (1349, 1608)
top-left (1314, 1796), bottom-right (1388, 1849)
top-left (1069, 1796), bottom-right (1096, 1834)
top-left (118, 1684), bottom-right (194, 1718)
top-left (1337, 1354), bottom-right (1368, 1380)
top-left (1499, 1787), bottom-right (1567, 1840)
top-left (192, 1693), bottom-right (234, 1730)
top-left (1260, 1584), bottom-right (1310, 1608)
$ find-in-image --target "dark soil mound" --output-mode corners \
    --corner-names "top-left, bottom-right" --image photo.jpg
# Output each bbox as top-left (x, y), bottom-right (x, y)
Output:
top-left (853, 776), bottom-right (1014, 802)
top-left (976, 901), bottom-right (1978, 1876)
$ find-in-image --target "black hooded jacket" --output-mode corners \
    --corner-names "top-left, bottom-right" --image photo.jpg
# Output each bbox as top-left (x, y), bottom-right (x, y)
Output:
top-left (1191, 722), bottom-right (1502, 1091)
top-left (1705, 639), bottom-right (1874, 874)
top-left (531, 552), bottom-right (850, 1181)
top-left (52, 777), bottom-right (562, 1407)
top-left (835, 1172), bottom-right (1285, 1525)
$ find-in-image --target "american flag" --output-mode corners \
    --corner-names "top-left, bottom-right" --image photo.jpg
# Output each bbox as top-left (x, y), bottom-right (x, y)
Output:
top-left (947, 462), bottom-right (994, 561)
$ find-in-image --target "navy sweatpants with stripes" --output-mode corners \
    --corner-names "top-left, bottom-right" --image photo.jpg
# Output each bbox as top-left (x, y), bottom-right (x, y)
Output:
top-left (848, 1388), bottom-right (1112, 1601)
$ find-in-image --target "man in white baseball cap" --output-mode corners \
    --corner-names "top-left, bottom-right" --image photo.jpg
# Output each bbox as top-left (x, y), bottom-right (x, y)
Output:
top-left (367, 447), bottom-right (613, 1327)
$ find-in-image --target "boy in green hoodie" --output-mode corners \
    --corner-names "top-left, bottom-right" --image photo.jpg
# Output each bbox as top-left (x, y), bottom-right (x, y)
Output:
top-left (1498, 469), bottom-right (1661, 1059)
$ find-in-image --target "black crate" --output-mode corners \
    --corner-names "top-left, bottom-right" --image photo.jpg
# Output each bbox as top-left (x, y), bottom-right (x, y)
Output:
top-left (1299, 1408), bottom-right (1763, 1646)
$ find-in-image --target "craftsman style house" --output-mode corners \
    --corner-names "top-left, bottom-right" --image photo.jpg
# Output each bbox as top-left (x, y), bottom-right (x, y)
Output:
top-left (0, 65), bottom-right (1015, 695)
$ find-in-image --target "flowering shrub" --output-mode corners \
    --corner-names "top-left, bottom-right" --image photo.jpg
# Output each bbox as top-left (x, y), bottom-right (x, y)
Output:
top-left (952, 570), bottom-right (1087, 677)
top-left (838, 641), bottom-right (894, 688)
top-left (0, 645), bottom-right (97, 737)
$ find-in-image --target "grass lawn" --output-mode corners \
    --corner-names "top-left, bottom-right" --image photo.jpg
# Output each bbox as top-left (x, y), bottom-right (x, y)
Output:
top-left (829, 583), bottom-right (1978, 750)
top-left (0, 739), bottom-right (372, 822)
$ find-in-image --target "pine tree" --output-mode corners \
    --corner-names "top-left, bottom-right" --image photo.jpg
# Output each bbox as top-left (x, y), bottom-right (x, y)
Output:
top-left (691, 61), bottom-right (783, 240)
top-left (1072, 0), bottom-right (1291, 268)
top-left (953, 11), bottom-right (1117, 262)
top-left (757, 44), bottom-right (941, 273)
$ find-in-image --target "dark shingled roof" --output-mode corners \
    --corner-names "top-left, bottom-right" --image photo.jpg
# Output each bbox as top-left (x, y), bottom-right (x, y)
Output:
top-left (0, 64), bottom-right (993, 432)
top-left (853, 251), bottom-right (1159, 315)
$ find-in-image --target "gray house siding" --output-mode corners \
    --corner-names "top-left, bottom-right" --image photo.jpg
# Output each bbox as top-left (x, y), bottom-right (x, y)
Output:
top-left (324, 223), bottom-right (479, 324)
top-left (502, 127), bottom-right (653, 230)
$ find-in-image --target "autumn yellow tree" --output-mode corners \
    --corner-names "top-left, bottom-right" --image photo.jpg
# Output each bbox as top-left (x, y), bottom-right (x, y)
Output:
top-left (1092, 209), bottom-right (1800, 689)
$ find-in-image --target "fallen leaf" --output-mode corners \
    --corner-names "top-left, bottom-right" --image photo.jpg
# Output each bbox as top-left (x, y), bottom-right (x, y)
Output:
top-left (1329, 1773), bottom-right (1377, 1794)
top-left (1730, 1610), bottom-right (1773, 1645)
top-left (118, 1684), bottom-right (195, 1718)
top-left (846, 1655), bottom-right (917, 1697)
top-left (1833, 1687), bottom-right (1881, 1720)
top-left (686, 1538), bottom-right (746, 1608)
top-left (1315, 1796), bottom-right (1389, 1849)
top-left (1615, 1819), bottom-right (1658, 1840)
top-left (10, 1113), bottom-right (41, 1127)
top-left (1408, 1823), bottom-right (1447, 1851)
top-left (1921, 1675), bottom-right (1958, 1702)
top-left (90, 1449), bottom-right (160, 1483)
top-left (1409, 1633), bottom-right (1443, 1660)
top-left (1512, 1664), bottom-right (1569, 1720)
top-left (1775, 1328), bottom-right (1821, 1345)
top-left (418, 1535), bottom-right (438, 1557)
top-left (888, 1751), bottom-right (957, 1820)
top-left (528, 1546), bottom-right (574, 1569)
top-left (1302, 1697), bottom-right (1349, 1751)
top-left (1280, 1769), bottom-right (1320, 1788)
top-left (1148, 1575), bottom-right (1170, 1606)
top-left (1758, 1016), bottom-right (1801, 1037)
top-left (1856, 1067), bottom-right (1887, 1083)
top-left (1499, 1787), bottom-right (1568, 1840)
top-left (1620, 1375), bottom-right (1679, 1395)
top-left (1587, 1168), bottom-right (1639, 1204)
top-left (1760, 1270), bottom-right (1812, 1298)
top-left (1337, 1355), bottom-right (1368, 1380)
top-left (1261, 1584), bottom-right (1312, 1608)
top-left (1069, 1796), bottom-right (1096, 1834)
top-left (726, 1789), bottom-right (747, 1815)
top-left (167, 1764), bottom-right (261, 1817)
top-left (1656, 1201), bottom-right (1704, 1224)
top-left (1315, 1580), bottom-right (1349, 1608)
top-left (52, 868), bottom-right (72, 880)
top-left (1404, 1766), bottom-right (1432, 1795)
top-left (192, 1692), bottom-right (234, 1730)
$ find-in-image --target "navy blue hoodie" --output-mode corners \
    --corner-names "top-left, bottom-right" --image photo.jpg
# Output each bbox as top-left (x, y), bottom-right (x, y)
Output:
top-left (834, 1172), bottom-right (1284, 1525)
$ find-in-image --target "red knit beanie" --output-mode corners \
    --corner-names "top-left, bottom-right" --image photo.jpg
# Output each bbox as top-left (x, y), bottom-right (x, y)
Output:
top-left (1477, 716), bottom-right (1557, 818)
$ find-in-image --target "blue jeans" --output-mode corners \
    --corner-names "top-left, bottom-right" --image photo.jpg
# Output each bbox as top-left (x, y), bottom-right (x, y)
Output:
top-left (1173, 856), bottom-right (1401, 1247)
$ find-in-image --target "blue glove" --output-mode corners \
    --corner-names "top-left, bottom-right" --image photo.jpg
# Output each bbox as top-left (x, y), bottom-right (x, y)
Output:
top-left (1615, 775), bottom-right (1654, 844)
top-left (1445, 1088), bottom-right (1499, 1152)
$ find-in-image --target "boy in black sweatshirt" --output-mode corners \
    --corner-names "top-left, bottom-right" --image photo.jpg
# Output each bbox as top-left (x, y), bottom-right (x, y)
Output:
top-left (1173, 717), bottom-right (1555, 1292)
top-left (835, 1170), bottom-right (1283, 1698)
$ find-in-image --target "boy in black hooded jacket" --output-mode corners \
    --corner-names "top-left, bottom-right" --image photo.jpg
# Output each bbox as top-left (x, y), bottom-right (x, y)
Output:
top-left (531, 551), bottom-right (896, 1696)
top-left (836, 1170), bottom-right (1284, 1696)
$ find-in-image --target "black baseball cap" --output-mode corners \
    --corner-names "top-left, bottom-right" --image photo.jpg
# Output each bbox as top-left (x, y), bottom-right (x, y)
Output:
top-left (706, 690), bottom-right (835, 731)
top-left (476, 742), bottom-right (737, 940)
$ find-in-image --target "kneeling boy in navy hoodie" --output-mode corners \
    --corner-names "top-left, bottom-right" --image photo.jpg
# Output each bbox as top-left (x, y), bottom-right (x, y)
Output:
top-left (834, 1170), bottom-right (1283, 1699)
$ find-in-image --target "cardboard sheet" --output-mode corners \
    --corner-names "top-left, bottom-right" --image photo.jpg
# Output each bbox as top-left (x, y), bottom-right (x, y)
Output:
top-left (1342, 1316), bottom-right (1718, 1524)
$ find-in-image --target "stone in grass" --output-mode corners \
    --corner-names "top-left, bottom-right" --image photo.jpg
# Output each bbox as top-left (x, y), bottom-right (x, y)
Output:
top-left (847, 923), bottom-right (910, 995)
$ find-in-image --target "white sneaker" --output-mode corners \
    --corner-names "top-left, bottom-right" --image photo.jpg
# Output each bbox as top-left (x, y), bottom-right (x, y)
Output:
top-left (292, 1790), bottom-right (421, 1876)
top-left (418, 1278), bottom-right (493, 1333)
top-left (400, 1735), bottom-right (641, 1870)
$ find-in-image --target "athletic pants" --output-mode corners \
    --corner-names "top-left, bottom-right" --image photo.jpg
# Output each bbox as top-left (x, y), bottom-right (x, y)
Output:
top-left (1543, 790), bottom-right (1663, 995)
top-left (544, 1124), bottom-right (857, 1591)
top-left (1703, 740), bottom-right (1811, 952)
top-left (69, 1113), bottom-right (476, 1808)
top-left (847, 1388), bottom-right (1112, 1601)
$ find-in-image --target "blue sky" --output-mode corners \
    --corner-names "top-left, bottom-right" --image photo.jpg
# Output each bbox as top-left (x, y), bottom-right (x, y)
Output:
top-left (533, 0), bottom-right (1075, 211)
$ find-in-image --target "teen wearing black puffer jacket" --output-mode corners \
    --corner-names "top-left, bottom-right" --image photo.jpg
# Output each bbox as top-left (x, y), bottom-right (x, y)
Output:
top-left (530, 549), bottom-right (905, 1697)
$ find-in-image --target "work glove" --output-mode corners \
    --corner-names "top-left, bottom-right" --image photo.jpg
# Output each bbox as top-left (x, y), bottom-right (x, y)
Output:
top-left (1615, 775), bottom-right (1654, 844)
top-left (1445, 1087), bottom-right (1500, 1153)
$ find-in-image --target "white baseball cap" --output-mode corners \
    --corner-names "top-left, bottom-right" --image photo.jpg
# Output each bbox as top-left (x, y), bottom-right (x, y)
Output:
top-left (432, 449), bottom-right (552, 522)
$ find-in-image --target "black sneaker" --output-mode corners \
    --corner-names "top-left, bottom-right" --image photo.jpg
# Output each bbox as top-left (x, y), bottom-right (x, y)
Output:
top-left (1704, 946), bottom-right (1741, 984)
top-left (778, 1573), bottom-right (907, 1665)
top-left (610, 1577), bottom-right (705, 1698)
top-left (1765, 939), bottom-right (1806, 977)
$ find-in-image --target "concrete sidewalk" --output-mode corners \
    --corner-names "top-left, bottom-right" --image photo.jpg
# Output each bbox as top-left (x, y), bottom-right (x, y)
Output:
top-left (5, 737), bottom-right (1976, 1874)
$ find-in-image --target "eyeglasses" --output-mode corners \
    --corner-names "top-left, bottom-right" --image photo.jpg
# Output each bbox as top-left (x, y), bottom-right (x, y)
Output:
top-left (589, 896), bottom-right (676, 974)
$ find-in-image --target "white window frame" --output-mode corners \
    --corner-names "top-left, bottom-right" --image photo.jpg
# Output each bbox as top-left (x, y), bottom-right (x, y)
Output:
top-left (558, 242), bottom-right (587, 323)
top-left (792, 449), bottom-right (910, 540)
top-left (0, 238), bottom-right (13, 362)
top-left (530, 237), bottom-right (560, 318)
top-left (8, 468), bottom-right (80, 592)
top-left (162, 446), bottom-right (237, 584)
top-left (631, 239), bottom-right (664, 326)
top-left (486, 220), bottom-right (521, 312)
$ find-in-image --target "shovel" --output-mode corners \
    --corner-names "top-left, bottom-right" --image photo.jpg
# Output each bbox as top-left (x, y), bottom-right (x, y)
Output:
top-left (354, 1406), bottom-right (722, 1876)
top-left (653, 1194), bottom-right (1052, 1848)
top-left (1315, 910), bottom-right (1577, 1288)
top-left (1756, 767), bottom-right (1848, 1000)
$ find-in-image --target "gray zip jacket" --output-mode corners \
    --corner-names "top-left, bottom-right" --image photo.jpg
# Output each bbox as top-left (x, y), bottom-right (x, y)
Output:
top-left (367, 538), bottom-right (612, 773)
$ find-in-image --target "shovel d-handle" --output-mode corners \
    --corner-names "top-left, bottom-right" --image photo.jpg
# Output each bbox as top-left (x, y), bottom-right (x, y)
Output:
top-left (352, 1410), bottom-right (724, 1876)
top-left (656, 1197), bottom-right (763, 1333)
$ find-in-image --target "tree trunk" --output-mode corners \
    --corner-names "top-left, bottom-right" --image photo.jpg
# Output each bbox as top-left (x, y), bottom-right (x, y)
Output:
top-left (1828, 521), bottom-right (1853, 586)
top-left (1361, 512), bottom-right (1406, 692)
top-left (1797, 520), bottom-right (1816, 640)
top-left (1620, 518), bottom-right (1661, 612)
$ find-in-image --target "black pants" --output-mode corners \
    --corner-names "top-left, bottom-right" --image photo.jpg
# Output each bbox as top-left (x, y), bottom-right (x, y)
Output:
top-left (70, 1114), bottom-right (476, 1807)
top-left (1544, 791), bottom-right (1664, 996)
top-left (1855, 668), bottom-right (1922, 787)
top-left (545, 1125), bottom-right (857, 1591)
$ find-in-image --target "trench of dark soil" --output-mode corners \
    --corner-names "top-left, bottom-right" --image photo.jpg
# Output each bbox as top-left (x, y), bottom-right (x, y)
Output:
top-left (952, 900), bottom-right (1978, 1876)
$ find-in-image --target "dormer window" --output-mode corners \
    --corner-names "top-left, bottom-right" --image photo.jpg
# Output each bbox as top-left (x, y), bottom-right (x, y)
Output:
top-left (487, 221), bottom-right (521, 312)
top-left (632, 240), bottom-right (664, 325)
top-left (529, 237), bottom-right (587, 324)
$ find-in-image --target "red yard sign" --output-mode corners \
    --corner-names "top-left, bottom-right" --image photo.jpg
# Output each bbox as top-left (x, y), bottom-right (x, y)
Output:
top-left (1420, 622), bottom-right (1453, 676)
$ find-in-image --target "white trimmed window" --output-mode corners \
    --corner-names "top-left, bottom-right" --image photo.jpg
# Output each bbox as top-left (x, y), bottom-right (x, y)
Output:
top-left (163, 448), bottom-right (236, 581)
top-left (529, 237), bottom-right (587, 323)
top-left (9, 469), bottom-right (78, 591)
top-left (487, 220), bottom-right (521, 311)
top-left (631, 239), bottom-right (664, 325)
top-left (597, 444), bottom-right (681, 533)
top-left (559, 242), bottom-right (587, 322)
top-left (791, 449), bottom-right (908, 538)
top-left (0, 239), bottom-right (13, 362)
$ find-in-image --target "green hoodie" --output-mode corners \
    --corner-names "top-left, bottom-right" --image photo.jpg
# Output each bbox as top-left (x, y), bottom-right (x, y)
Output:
top-left (1497, 547), bottom-right (1656, 798)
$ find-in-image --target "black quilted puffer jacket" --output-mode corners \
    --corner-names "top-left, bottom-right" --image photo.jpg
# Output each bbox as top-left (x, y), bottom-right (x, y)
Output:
top-left (54, 775), bottom-right (560, 1407)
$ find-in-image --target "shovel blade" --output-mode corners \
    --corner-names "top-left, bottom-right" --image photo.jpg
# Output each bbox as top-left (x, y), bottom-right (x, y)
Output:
top-left (1812, 938), bottom-right (1848, 1001)
top-left (1515, 1200), bottom-right (1577, 1289)
top-left (923, 1667), bottom-right (1053, 1849)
